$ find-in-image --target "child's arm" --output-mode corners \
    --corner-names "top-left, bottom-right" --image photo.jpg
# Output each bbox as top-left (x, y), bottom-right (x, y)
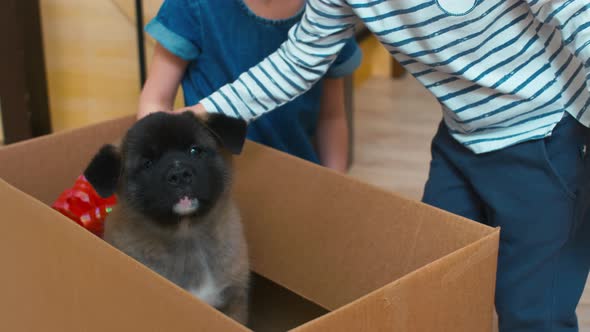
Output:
top-left (316, 77), bottom-right (349, 172)
top-left (138, 43), bottom-right (188, 119)
top-left (137, 0), bottom-right (203, 118)
top-left (194, 0), bottom-right (356, 121)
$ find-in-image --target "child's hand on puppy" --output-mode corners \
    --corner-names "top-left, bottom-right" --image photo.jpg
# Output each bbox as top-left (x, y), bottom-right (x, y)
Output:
top-left (137, 103), bottom-right (207, 120)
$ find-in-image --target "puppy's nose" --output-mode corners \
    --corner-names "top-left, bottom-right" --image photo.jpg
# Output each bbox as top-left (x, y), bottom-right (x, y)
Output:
top-left (166, 166), bottom-right (194, 186)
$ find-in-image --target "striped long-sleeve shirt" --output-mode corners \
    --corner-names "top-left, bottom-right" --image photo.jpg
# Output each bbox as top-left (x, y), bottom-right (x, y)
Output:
top-left (202, 0), bottom-right (590, 153)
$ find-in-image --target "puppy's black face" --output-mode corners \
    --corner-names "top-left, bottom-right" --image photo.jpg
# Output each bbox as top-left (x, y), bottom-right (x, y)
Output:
top-left (122, 112), bottom-right (230, 222)
top-left (85, 111), bottom-right (247, 226)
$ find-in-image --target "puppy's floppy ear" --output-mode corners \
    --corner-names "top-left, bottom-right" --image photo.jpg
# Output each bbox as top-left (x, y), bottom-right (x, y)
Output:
top-left (83, 144), bottom-right (121, 198)
top-left (198, 113), bottom-right (248, 155)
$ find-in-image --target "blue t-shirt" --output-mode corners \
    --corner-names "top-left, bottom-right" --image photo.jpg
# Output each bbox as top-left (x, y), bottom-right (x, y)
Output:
top-left (145, 0), bottom-right (362, 164)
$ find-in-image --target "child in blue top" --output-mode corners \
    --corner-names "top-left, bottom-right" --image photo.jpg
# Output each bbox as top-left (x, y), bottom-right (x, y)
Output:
top-left (138, 0), bottom-right (361, 172)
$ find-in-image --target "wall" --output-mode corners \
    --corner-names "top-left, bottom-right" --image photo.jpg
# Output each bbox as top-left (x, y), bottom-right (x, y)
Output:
top-left (39, 0), bottom-right (183, 132)
top-left (0, 99), bottom-right (4, 144)
top-left (39, 0), bottom-right (390, 132)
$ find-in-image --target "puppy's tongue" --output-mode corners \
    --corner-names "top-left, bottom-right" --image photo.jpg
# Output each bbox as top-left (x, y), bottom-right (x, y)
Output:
top-left (173, 196), bottom-right (199, 216)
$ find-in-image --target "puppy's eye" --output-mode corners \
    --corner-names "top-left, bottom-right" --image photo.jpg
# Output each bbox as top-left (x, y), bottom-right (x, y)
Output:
top-left (189, 145), bottom-right (205, 157)
top-left (143, 159), bottom-right (153, 169)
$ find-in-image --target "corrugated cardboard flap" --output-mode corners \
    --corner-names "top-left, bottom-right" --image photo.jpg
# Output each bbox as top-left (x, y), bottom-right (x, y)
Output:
top-left (234, 142), bottom-right (497, 311)
top-left (0, 178), bottom-right (248, 332)
top-left (291, 230), bottom-right (500, 332)
top-left (0, 115), bottom-right (135, 205)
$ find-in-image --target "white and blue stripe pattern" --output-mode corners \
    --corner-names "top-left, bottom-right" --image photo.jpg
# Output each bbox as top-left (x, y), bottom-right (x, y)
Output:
top-left (203, 0), bottom-right (590, 153)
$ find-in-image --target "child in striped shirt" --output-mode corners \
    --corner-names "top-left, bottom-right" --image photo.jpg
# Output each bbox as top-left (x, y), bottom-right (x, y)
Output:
top-left (157, 1), bottom-right (590, 330)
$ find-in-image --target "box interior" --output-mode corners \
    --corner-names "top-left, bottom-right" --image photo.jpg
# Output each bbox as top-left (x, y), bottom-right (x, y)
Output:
top-left (248, 274), bottom-right (329, 331)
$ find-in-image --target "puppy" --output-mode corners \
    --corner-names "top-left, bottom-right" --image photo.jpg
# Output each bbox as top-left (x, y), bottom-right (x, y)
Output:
top-left (84, 111), bottom-right (250, 324)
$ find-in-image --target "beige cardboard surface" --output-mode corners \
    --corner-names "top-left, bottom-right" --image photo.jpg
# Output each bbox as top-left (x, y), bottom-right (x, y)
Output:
top-left (0, 115), bottom-right (499, 331)
top-left (234, 143), bottom-right (495, 310)
top-left (0, 116), bottom-right (135, 205)
top-left (0, 178), bottom-right (247, 332)
top-left (292, 233), bottom-right (499, 332)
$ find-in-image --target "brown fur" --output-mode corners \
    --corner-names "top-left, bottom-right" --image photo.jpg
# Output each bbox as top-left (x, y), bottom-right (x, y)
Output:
top-left (104, 186), bottom-right (250, 324)
top-left (86, 112), bottom-right (250, 324)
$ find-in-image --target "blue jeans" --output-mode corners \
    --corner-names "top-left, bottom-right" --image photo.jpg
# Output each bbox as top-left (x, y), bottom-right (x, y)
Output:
top-left (422, 113), bottom-right (590, 331)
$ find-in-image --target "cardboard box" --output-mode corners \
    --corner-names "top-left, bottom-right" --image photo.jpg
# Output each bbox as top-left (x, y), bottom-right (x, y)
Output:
top-left (0, 115), bottom-right (499, 331)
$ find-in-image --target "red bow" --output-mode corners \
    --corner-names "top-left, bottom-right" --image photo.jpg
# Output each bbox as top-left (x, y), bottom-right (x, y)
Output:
top-left (52, 175), bottom-right (117, 238)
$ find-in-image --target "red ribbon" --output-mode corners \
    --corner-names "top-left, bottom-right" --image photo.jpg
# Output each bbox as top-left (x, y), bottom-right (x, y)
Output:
top-left (51, 175), bottom-right (117, 238)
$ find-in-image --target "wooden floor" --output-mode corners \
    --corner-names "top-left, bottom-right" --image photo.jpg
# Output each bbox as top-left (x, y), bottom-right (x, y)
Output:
top-left (348, 75), bottom-right (590, 331)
